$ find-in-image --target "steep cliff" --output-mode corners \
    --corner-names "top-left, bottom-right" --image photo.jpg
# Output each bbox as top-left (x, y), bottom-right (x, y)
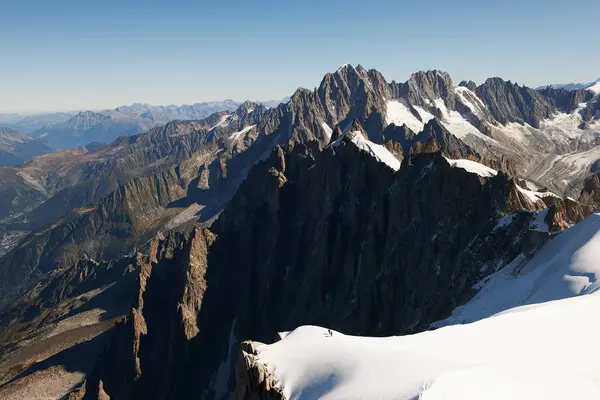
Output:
top-left (69, 139), bottom-right (572, 399)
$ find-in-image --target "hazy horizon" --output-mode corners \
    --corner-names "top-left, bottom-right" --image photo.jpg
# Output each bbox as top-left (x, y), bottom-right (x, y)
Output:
top-left (2, 0), bottom-right (599, 113)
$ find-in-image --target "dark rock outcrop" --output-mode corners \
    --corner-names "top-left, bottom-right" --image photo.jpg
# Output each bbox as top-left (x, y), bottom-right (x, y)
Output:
top-left (412, 119), bottom-right (479, 159)
top-left (459, 80), bottom-right (478, 92)
top-left (538, 87), bottom-right (594, 114)
top-left (476, 78), bottom-right (557, 128)
top-left (235, 341), bottom-right (284, 400)
top-left (579, 173), bottom-right (600, 212)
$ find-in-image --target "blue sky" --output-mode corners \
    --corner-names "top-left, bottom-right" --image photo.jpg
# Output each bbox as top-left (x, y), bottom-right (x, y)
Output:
top-left (1, 0), bottom-right (599, 112)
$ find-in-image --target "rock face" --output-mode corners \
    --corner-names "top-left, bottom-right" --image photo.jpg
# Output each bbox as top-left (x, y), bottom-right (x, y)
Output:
top-left (579, 173), bottom-right (600, 211)
top-left (74, 227), bottom-right (215, 400)
top-left (63, 140), bottom-right (573, 399)
top-left (235, 341), bottom-right (283, 400)
top-left (537, 87), bottom-right (594, 113)
top-left (476, 78), bottom-right (557, 128)
top-left (459, 80), bottom-right (477, 92)
top-left (0, 253), bottom-right (144, 399)
top-left (406, 70), bottom-right (456, 109)
top-left (412, 119), bottom-right (479, 158)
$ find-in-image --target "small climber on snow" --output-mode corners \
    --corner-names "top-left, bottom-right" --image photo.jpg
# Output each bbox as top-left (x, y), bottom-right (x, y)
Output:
top-left (328, 329), bottom-right (333, 337)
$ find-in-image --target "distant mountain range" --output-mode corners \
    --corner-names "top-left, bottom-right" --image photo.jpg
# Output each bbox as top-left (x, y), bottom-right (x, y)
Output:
top-left (0, 99), bottom-right (289, 153)
top-left (537, 78), bottom-right (600, 92)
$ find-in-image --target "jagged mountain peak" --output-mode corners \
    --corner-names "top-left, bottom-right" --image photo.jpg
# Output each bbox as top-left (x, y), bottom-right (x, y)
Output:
top-left (404, 70), bottom-right (455, 110)
top-left (458, 80), bottom-right (477, 92)
top-left (234, 100), bottom-right (262, 117)
top-left (475, 77), bottom-right (556, 128)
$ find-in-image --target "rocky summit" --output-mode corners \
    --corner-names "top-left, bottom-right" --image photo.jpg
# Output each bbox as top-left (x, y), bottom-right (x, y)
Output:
top-left (0, 64), bottom-right (600, 399)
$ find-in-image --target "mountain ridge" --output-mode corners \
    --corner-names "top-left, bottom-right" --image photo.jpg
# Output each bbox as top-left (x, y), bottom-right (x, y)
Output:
top-left (1, 64), bottom-right (600, 311)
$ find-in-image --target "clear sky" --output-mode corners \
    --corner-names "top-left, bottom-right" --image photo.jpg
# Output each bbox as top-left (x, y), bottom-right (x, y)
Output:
top-left (1, 0), bottom-right (599, 112)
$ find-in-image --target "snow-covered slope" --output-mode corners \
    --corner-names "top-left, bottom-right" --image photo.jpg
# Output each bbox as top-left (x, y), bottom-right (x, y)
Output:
top-left (385, 99), bottom-right (432, 133)
top-left (331, 131), bottom-right (401, 171)
top-left (436, 213), bottom-right (600, 326)
top-left (443, 157), bottom-right (497, 178)
top-left (257, 294), bottom-right (600, 400)
top-left (588, 81), bottom-right (600, 95)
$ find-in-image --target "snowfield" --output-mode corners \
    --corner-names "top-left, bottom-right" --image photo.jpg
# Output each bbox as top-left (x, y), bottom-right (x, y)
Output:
top-left (385, 99), bottom-right (431, 133)
top-left (443, 157), bottom-right (498, 178)
top-left (257, 296), bottom-right (600, 400)
top-left (587, 81), bottom-right (600, 95)
top-left (253, 215), bottom-right (600, 400)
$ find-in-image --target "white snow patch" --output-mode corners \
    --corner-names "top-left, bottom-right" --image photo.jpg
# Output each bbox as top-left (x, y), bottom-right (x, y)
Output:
top-left (455, 86), bottom-right (488, 118)
top-left (587, 81), bottom-right (600, 95)
top-left (516, 184), bottom-right (558, 204)
top-left (524, 180), bottom-right (541, 191)
top-left (321, 122), bottom-right (333, 141)
top-left (331, 131), bottom-right (400, 171)
top-left (229, 124), bottom-right (256, 140)
top-left (412, 105), bottom-right (435, 125)
top-left (350, 132), bottom-right (401, 171)
top-left (443, 158), bottom-right (497, 178)
top-left (385, 99), bottom-right (428, 133)
top-left (433, 98), bottom-right (496, 143)
top-left (494, 121), bottom-right (533, 143)
top-left (539, 108), bottom-right (586, 139)
top-left (210, 114), bottom-right (230, 130)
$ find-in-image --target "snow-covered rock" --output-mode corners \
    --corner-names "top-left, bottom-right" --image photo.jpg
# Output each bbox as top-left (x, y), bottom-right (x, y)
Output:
top-left (443, 157), bottom-right (497, 178)
top-left (331, 130), bottom-right (401, 171)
